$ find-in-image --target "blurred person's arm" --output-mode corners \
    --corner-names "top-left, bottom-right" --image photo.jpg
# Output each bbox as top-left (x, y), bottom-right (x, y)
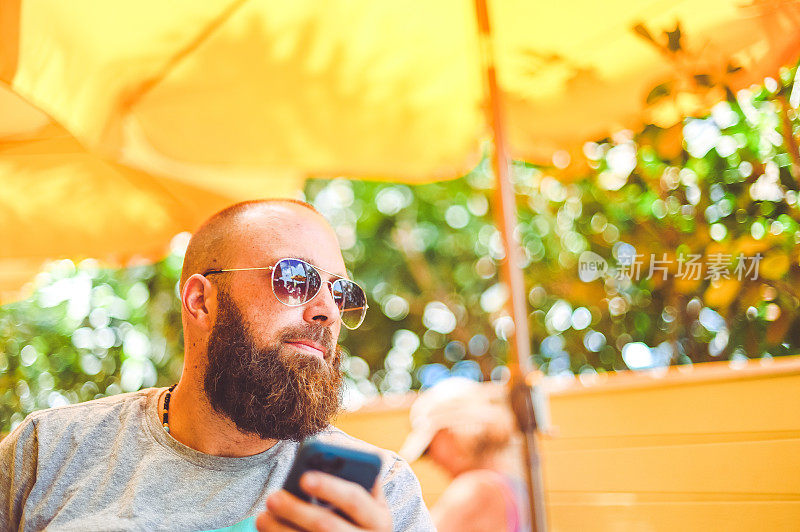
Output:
top-left (432, 470), bottom-right (509, 532)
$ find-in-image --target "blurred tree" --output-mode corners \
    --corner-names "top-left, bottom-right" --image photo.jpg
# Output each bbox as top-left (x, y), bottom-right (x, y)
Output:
top-left (2, 65), bottom-right (799, 432)
top-left (0, 250), bottom-right (185, 432)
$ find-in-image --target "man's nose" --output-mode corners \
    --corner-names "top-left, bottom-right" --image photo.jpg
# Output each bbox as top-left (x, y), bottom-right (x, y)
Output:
top-left (303, 281), bottom-right (340, 325)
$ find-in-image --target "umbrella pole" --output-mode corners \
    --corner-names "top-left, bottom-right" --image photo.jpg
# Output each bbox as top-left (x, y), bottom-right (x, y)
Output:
top-left (473, 0), bottom-right (547, 530)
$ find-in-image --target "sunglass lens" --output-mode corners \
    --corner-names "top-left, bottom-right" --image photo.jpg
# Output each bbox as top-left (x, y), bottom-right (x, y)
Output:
top-left (272, 258), bottom-right (320, 305)
top-left (331, 279), bottom-right (367, 329)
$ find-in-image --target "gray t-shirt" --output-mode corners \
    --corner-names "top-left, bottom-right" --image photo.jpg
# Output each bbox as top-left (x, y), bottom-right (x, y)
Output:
top-left (0, 388), bottom-right (434, 531)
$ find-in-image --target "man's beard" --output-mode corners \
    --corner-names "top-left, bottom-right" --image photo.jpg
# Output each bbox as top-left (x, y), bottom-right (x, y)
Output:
top-left (204, 290), bottom-right (343, 441)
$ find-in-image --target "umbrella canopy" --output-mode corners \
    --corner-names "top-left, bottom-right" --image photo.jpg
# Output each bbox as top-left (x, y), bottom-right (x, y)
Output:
top-left (2, 0), bottom-right (798, 184)
top-left (0, 82), bottom-right (303, 301)
top-left (2, 1), bottom-right (798, 298)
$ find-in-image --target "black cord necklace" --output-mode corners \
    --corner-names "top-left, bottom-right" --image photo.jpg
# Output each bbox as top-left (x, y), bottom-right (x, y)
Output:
top-left (162, 384), bottom-right (177, 433)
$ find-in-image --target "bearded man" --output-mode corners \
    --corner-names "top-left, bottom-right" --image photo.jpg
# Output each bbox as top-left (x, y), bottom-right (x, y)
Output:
top-left (0, 200), bottom-right (433, 531)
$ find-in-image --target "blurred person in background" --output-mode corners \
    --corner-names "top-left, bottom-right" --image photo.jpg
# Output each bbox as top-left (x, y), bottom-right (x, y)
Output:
top-left (400, 377), bottom-right (530, 532)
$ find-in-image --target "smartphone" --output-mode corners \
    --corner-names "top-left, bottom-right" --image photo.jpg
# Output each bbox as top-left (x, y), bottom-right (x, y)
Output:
top-left (282, 439), bottom-right (382, 510)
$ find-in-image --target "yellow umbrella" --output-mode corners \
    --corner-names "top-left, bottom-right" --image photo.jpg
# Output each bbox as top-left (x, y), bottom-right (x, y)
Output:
top-left (4, 0), bottom-right (796, 358)
top-left (2, 0), bottom-right (798, 180)
top-left (0, 83), bottom-right (303, 301)
top-left (3, 1), bottom-right (797, 300)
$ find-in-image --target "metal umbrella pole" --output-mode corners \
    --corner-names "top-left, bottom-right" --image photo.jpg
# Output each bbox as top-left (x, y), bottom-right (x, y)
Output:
top-left (474, 0), bottom-right (548, 530)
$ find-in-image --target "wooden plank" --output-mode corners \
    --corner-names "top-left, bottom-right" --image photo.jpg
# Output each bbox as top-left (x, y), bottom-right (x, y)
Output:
top-left (547, 373), bottom-right (800, 438)
top-left (540, 437), bottom-right (800, 494)
top-left (541, 430), bottom-right (800, 450)
top-left (546, 356), bottom-right (800, 397)
top-left (547, 501), bottom-right (800, 532)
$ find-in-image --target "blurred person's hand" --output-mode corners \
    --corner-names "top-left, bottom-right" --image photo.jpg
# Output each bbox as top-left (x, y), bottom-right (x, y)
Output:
top-left (255, 472), bottom-right (392, 531)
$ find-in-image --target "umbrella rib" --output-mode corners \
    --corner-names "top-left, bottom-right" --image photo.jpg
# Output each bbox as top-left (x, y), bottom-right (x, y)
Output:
top-left (119, 0), bottom-right (252, 113)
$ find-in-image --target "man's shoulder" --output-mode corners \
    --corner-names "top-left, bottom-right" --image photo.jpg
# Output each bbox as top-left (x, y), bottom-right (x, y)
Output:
top-left (26, 388), bottom-right (154, 423)
top-left (5, 388), bottom-right (157, 444)
top-left (315, 426), bottom-right (414, 485)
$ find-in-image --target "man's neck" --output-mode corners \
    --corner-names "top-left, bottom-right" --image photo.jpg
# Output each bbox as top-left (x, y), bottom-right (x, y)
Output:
top-left (161, 383), bottom-right (278, 457)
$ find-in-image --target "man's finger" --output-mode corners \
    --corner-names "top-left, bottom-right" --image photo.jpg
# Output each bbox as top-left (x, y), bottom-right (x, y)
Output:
top-left (255, 509), bottom-right (301, 532)
top-left (371, 478), bottom-right (388, 506)
top-left (299, 472), bottom-right (391, 530)
top-left (265, 488), bottom-right (353, 532)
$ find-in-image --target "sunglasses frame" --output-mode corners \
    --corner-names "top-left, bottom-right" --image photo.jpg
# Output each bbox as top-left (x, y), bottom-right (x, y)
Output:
top-left (203, 257), bottom-right (368, 329)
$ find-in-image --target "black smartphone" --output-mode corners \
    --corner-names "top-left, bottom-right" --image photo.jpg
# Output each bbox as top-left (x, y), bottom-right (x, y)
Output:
top-left (282, 439), bottom-right (382, 510)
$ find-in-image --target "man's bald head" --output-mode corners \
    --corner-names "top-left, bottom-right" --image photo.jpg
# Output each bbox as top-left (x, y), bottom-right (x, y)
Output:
top-left (178, 199), bottom-right (347, 442)
top-left (180, 199), bottom-right (324, 292)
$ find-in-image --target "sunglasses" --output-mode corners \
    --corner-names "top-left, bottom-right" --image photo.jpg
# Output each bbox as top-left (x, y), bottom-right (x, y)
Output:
top-left (203, 257), bottom-right (368, 329)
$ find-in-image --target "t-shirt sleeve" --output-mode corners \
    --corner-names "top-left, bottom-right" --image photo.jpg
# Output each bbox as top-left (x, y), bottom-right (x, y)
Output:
top-left (381, 455), bottom-right (436, 532)
top-left (0, 417), bottom-right (40, 531)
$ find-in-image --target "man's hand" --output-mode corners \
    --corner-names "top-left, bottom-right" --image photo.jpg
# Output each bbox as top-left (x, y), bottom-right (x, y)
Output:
top-left (255, 471), bottom-right (392, 531)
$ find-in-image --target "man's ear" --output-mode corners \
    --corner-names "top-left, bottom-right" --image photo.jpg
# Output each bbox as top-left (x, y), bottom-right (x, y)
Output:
top-left (181, 274), bottom-right (216, 330)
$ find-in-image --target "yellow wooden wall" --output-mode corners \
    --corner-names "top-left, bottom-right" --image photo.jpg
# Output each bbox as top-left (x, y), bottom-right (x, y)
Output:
top-left (335, 356), bottom-right (800, 530)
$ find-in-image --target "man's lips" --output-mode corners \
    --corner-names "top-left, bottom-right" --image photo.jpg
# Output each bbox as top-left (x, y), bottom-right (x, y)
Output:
top-left (285, 339), bottom-right (326, 359)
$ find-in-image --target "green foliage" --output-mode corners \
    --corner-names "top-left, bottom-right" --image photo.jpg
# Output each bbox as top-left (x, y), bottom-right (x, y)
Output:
top-left (0, 256), bottom-right (184, 432)
top-left (2, 66), bottom-right (800, 433)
